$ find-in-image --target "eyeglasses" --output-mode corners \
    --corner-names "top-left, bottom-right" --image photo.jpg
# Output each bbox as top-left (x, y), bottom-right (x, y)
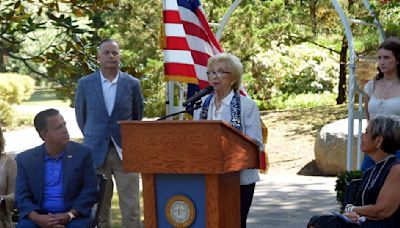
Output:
top-left (206, 71), bottom-right (230, 78)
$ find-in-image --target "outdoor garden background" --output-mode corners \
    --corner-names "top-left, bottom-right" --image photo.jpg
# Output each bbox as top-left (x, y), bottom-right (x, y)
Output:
top-left (1, 0), bottom-right (400, 227)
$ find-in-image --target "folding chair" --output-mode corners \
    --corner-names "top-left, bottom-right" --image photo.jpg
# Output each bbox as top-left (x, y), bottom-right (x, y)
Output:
top-left (92, 174), bottom-right (108, 228)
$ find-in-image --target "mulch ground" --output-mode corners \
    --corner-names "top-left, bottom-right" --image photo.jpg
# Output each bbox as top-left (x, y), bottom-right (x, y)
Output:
top-left (261, 105), bottom-right (348, 175)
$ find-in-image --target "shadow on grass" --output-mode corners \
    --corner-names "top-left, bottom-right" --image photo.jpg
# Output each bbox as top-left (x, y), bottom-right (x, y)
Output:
top-left (110, 188), bottom-right (144, 227)
top-left (297, 160), bottom-right (335, 177)
top-left (111, 195), bottom-right (122, 228)
top-left (27, 89), bottom-right (60, 102)
top-left (261, 104), bottom-right (352, 176)
top-left (21, 88), bottom-right (70, 107)
top-left (262, 104), bottom-right (349, 137)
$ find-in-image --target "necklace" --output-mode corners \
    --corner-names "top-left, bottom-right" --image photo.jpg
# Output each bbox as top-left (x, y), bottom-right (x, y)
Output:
top-left (377, 79), bottom-right (400, 113)
top-left (361, 155), bottom-right (395, 205)
top-left (215, 101), bottom-right (222, 110)
top-left (382, 78), bottom-right (399, 91)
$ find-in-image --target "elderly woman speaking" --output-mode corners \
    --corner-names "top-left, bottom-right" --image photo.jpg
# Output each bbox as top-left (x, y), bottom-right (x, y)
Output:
top-left (194, 53), bottom-right (263, 228)
top-left (308, 115), bottom-right (400, 228)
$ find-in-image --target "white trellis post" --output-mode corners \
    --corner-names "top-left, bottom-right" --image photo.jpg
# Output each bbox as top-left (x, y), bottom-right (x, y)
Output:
top-left (331, 0), bottom-right (386, 170)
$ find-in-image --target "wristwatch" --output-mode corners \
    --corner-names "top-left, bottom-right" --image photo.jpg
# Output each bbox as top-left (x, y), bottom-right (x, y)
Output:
top-left (67, 212), bottom-right (76, 221)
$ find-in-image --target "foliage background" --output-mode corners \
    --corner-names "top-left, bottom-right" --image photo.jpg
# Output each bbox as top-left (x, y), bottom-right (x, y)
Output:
top-left (1, 0), bottom-right (400, 120)
top-left (0, 73), bottom-right (35, 126)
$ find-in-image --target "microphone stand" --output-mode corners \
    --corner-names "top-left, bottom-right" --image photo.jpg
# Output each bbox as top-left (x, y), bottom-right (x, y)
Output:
top-left (157, 101), bottom-right (202, 121)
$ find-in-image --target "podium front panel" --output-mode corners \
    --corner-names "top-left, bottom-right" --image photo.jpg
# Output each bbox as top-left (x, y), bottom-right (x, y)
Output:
top-left (155, 174), bottom-right (206, 227)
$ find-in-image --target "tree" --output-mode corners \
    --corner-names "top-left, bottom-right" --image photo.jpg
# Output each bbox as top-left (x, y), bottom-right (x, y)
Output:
top-left (0, 0), bottom-right (117, 103)
top-left (375, 0), bottom-right (400, 37)
top-left (97, 0), bottom-right (165, 117)
top-left (2, 0), bottom-right (398, 114)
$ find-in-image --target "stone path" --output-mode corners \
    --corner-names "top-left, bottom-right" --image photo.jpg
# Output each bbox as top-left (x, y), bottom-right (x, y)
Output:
top-left (248, 174), bottom-right (339, 227)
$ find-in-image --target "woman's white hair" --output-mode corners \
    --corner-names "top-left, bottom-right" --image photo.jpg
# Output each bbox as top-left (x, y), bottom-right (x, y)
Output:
top-left (207, 53), bottom-right (243, 91)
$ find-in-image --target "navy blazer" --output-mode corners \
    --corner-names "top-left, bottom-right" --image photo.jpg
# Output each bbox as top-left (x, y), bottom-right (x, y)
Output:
top-left (74, 70), bottom-right (144, 167)
top-left (15, 142), bottom-right (97, 219)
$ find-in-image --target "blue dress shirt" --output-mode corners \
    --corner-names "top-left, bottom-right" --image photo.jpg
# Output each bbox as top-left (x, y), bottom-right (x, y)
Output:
top-left (42, 150), bottom-right (65, 213)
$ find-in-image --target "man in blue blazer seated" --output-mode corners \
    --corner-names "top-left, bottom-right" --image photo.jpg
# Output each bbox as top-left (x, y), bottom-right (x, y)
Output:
top-left (75, 38), bottom-right (144, 227)
top-left (15, 109), bottom-right (97, 228)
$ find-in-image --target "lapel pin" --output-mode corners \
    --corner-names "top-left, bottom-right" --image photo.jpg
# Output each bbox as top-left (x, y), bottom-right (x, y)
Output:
top-left (67, 155), bottom-right (72, 159)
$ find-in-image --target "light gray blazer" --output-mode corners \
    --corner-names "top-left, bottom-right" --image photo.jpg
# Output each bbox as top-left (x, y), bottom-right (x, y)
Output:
top-left (194, 93), bottom-right (263, 185)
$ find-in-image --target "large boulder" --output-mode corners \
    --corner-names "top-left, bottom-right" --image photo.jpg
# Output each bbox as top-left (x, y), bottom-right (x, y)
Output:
top-left (314, 118), bottom-right (367, 175)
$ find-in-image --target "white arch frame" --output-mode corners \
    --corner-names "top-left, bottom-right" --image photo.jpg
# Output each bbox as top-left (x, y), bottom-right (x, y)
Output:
top-left (331, 0), bottom-right (386, 170)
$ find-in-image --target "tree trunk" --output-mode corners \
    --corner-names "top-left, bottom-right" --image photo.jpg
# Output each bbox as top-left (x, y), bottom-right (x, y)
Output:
top-left (0, 50), bottom-right (6, 72)
top-left (309, 0), bottom-right (317, 34)
top-left (336, 0), bottom-right (355, 105)
top-left (336, 35), bottom-right (348, 104)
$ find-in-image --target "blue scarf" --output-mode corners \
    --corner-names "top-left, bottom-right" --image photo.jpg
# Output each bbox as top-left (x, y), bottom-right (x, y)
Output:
top-left (199, 91), bottom-right (242, 131)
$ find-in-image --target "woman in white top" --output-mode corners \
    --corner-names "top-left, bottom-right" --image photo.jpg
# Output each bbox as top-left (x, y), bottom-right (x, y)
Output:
top-left (362, 37), bottom-right (400, 171)
top-left (194, 53), bottom-right (263, 228)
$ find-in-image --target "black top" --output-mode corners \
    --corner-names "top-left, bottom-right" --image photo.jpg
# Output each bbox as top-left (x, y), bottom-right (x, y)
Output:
top-left (354, 155), bottom-right (400, 227)
top-left (308, 156), bottom-right (400, 228)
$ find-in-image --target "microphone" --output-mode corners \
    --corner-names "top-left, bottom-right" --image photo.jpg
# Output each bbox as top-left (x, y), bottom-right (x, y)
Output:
top-left (183, 86), bottom-right (214, 106)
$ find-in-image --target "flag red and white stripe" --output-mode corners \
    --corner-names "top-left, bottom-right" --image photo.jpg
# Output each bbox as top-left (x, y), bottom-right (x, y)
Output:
top-left (162, 0), bottom-right (222, 89)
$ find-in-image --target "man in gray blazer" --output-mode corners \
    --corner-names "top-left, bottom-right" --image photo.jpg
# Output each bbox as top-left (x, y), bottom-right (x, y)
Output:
top-left (75, 39), bottom-right (144, 228)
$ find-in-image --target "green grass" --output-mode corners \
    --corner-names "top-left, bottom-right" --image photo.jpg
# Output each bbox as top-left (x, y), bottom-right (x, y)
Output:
top-left (111, 190), bottom-right (144, 227)
top-left (262, 92), bottom-right (337, 110)
top-left (4, 89), bottom-right (69, 130)
top-left (111, 195), bottom-right (122, 228)
top-left (21, 88), bottom-right (70, 107)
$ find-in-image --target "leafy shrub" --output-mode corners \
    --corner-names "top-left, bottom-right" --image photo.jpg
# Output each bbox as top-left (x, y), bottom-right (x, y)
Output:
top-left (278, 45), bottom-right (337, 95)
top-left (0, 100), bottom-right (13, 127)
top-left (335, 170), bottom-right (363, 208)
top-left (244, 42), bottom-right (338, 109)
top-left (0, 73), bottom-right (35, 127)
top-left (139, 58), bottom-right (166, 117)
top-left (254, 92), bottom-right (337, 110)
top-left (0, 73), bottom-right (35, 104)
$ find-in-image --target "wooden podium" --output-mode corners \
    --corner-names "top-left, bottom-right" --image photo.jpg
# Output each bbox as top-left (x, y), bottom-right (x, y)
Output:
top-left (120, 120), bottom-right (260, 228)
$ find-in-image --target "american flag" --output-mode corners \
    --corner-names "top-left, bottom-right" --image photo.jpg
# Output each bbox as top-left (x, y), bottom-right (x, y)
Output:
top-left (161, 0), bottom-right (267, 171)
top-left (162, 0), bottom-right (222, 90)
